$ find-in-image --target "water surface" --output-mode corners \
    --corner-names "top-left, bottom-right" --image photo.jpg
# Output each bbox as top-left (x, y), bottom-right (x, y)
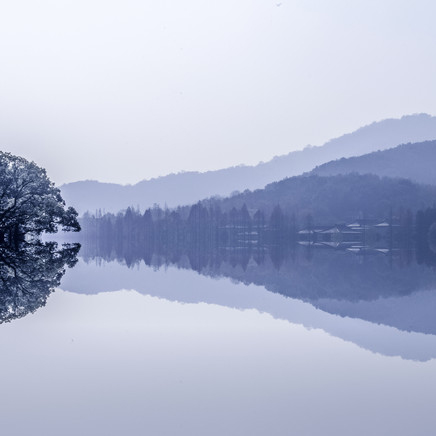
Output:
top-left (1, 246), bottom-right (436, 435)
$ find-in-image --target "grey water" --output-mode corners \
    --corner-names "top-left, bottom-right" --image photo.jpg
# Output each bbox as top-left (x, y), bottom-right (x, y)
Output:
top-left (1, 244), bottom-right (436, 436)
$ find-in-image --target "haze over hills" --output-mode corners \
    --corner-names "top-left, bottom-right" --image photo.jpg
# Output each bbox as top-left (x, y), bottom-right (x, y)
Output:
top-left (310, 140), bottom-right (436, 185)
top-left (198, 173), bottom-right (436, 224)
top-left (61, 113), bottom-right (436, 215)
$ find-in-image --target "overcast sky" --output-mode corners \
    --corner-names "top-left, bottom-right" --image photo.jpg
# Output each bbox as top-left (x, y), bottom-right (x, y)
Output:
top-left (1, 0), bottom-right (436, 185)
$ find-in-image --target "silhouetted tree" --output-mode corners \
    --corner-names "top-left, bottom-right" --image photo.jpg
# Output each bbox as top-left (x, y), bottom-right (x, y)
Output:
top-left (0, 152), bottom-right (80, 246)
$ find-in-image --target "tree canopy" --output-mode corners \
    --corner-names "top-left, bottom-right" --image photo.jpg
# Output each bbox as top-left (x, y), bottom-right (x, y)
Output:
top-left (0, 152), bottom-right (80, 245)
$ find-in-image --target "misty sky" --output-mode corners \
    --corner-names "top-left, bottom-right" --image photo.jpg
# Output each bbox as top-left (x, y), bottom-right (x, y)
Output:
top-left (1, 0), bottom-right (436, 185)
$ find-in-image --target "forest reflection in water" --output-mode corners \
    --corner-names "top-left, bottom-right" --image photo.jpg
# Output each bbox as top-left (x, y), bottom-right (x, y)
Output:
top-left (0, 241), bottom-right (80, 323)
top-left (2, 235), bottom-right (436, 335)
top-left (75, 238), bottom-right (436, 337)
top-left (79, 238), bottom-right (436, 294)
top-left (2, 238), bottom-right (436, 436)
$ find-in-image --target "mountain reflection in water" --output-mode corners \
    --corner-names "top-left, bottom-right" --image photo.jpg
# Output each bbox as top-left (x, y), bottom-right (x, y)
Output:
top-left (3, 237), bottom-right (436, 361)
top-left (65, 241), bottom-right (436, 351)
top-left (2, 240), bottom-right (436, 436)
top-left (78, 240), bottom-right (436, 304)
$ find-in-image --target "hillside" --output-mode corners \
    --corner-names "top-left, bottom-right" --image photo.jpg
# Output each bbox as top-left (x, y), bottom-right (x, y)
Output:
top-left (61, 114), bottom-right (436, 215)
top-left (203, 173), bottom-right (436, 224)
top-left (311, 140), bottom-right (436, 184)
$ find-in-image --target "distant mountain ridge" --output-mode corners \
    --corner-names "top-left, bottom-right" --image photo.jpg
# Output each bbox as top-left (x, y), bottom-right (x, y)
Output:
top-left (199, 173), bottom-right (436, 224)
top-left (61, 114), bottom-right (436, 215)
top-left (310, 140), bottom-right (436, 185)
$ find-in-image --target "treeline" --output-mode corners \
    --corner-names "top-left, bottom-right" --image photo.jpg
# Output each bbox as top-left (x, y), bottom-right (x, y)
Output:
top-left (81, 172), bottom-right (436, 244)
top-left (81, 203), bottom-right (436, 261)
top-left (81, 174), bottom-right (436, 240)
top-left (416, 207), bottom-right (436, 266)
top-left (79, 173), bottom-right (436, 268)
top-left (81, 202), bottom-right (297, 254)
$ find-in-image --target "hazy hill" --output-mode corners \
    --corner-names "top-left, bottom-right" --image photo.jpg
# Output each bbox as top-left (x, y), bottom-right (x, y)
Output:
top-left (61, 113), bottom-right (436, 215)
top-left (310, 140), bottom-right (436, 185)
top-left (202, 173), bottom-right (436, 224)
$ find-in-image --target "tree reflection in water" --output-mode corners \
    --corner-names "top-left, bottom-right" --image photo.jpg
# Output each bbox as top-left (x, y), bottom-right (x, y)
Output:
top-left (0, 242), bottom-right (80, 323)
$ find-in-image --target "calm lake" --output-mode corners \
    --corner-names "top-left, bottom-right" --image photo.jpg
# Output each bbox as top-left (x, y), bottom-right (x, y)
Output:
top-left (1, 244), bottom-right (436, 436)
